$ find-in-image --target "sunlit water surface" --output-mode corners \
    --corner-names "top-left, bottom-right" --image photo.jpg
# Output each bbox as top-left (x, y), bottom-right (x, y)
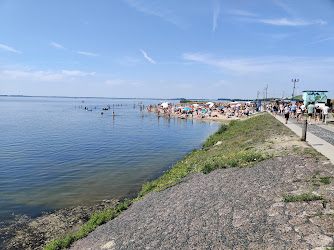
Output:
top-left (0, 97), bottom-right (219, 219)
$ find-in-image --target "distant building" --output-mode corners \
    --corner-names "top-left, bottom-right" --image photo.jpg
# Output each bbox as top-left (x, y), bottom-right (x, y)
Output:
top-left (302, 91), bottom-right (328, 105)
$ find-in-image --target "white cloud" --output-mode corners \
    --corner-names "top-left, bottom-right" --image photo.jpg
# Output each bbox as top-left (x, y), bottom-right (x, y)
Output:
top-left (228, 9), bottom-right (256, 17)
top-left (0, 69), bottom-right (96, 81)
top-left (0, 70), bottom-right (62, 81)
top-left (212, 4), bottom-right (221, 32)
top-left (50, 42), bottom-right (65, 49)
top-left (256, 18), bottom-right (327, 26)
top-left (61, 70), bottom-right (96, 76)
top-left (182, 53), bottom-right (334, 75)
top-left (76, 51), bottom-right (98, 56)
top-left (140, 49), bottom-right (157, 64)
top-left (0, 44), bottom-right (21, 54)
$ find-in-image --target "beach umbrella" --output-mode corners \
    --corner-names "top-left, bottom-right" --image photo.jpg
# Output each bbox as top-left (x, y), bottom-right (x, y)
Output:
top-left (185, 107), bottom-right (191, 111)
top-left (231, 105), bottom-right (236, 108)
top-left (236, 103), bottom-right (242, 107)
top-left (206, 102), bottom-right (215, 108)
top-left (189, 106), bottom-right (195, 109)
top-left (218, 106), bottom-right (224, 109)
top-left (161, 102), bottom-right (169, 108)
top-left (202, 110), bottom-right (207, 113)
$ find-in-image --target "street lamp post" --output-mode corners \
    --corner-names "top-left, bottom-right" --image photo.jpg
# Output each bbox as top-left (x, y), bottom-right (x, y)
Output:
top-left (291, 79), bottom-right (299, 98)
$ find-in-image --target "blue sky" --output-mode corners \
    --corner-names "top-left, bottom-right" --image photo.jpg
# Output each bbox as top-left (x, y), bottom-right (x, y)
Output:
top-left (0, 0), bottom-right (333, 99)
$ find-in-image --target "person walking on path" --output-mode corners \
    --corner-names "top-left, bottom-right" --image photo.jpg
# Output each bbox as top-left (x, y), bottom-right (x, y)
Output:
top-left (279, 103), bottom-right (284, 114)
top-left (290, 103), bottom-right (297, 118)
top-left (307, 102), bottom-right (315, 124)
top-left (284, 104), bottom-right (290, 124)
top-left (296, 105), bottom-right (302, 124)
top-left (314, 105), bottom-right (321, 124)
top-left (322, 105), bottom-right (329, 125)
top-left (300, 103), bottom-right (306, 120)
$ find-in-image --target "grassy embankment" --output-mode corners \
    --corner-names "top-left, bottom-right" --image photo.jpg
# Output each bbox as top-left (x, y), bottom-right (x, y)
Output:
top-left (45, 113), bottom-right (285, 250)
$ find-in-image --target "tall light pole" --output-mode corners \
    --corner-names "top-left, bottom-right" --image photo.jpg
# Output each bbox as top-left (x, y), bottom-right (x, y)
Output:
top-left (291, 79), bottom-right (299, 98)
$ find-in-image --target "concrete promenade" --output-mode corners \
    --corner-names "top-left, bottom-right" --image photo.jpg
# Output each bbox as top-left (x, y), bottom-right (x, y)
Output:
top-left (271, 112), bottom-right (334, 164)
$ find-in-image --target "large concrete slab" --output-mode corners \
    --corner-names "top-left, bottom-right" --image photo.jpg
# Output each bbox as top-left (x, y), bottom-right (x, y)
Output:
top-left (271, 113), bottom-right (334, 164)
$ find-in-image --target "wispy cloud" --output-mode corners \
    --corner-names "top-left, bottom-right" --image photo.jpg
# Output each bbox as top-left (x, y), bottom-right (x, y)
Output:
top-left (61, 70), bottom-right (96, 76)
top-left (123, 0), bottom-right (184, 27)
top-left (0, 43), bottom-right (21, 54)
top-left (140, 49), bottom-right (157, 64)
top-left (212, 4), bottom-right (221, 32)
top-left (0, 70), bottom-right (63, 81)
top-left (228, 9), bottom-right (256, 17)
top-left (308, 36), bottom-right (334, 45)
top-left (182, 52), bottom-right (334, 74)
top-left (76, 51), bottom-right (98, 57)
top-left (256, 18), bottom-right (327, 26)
top-left (0, 69), bottom-right (96, 81)
top-left (273, 0), bottom-right (294, 15)
top-left (50, 42), bottom-right (65, 49)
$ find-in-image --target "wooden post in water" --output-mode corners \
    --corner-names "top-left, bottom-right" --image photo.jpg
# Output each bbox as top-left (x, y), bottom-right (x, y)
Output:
top-left (301, 119), bottom-right (307, 141)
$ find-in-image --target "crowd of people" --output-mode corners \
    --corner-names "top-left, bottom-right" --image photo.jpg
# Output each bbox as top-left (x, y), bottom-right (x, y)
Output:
top-left (145, 101), bottom-right (332, 125)
top-left (147, 102), bottom-right (258, 120)
top-left (266, 102), bottom-right (330, 125)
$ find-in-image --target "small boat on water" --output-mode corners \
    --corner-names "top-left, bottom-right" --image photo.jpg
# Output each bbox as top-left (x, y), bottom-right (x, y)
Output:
top-left (86, 109), bottom-right (92, 111)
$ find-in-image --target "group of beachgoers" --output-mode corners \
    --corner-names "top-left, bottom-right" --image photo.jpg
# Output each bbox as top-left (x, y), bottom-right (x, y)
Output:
top-left (267, 102), bottom-right (330, 125)
top-left (75, 104), bottom-right (119, 116)
top-left (147, 102), bottom-right (258, 121)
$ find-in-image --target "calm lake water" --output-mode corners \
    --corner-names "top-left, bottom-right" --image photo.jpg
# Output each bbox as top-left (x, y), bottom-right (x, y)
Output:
top-left (0, 96), bottom-right (219, 219)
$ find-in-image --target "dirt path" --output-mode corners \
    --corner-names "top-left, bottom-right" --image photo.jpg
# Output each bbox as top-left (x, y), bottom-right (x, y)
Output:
top-left (72, 155), bottom-right (334, 249)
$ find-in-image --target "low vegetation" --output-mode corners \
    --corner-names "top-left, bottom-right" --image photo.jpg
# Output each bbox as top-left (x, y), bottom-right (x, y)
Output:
top-left (44, 199), bottom-right (131, 250)
top-left (282, 192), bottom-right (323, 203)
top-left (138, 113), bottom-right (282, 197)
top-left (293, 175), bottom-right (333, 186)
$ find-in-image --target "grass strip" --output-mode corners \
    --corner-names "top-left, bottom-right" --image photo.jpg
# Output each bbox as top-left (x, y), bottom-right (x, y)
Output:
top-left (282, 192), bottom-right (323, 203)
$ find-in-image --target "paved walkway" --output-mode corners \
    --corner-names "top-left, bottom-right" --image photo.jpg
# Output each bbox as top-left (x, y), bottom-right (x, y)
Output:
top-left (272, 113), bottom-right (334, 164)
